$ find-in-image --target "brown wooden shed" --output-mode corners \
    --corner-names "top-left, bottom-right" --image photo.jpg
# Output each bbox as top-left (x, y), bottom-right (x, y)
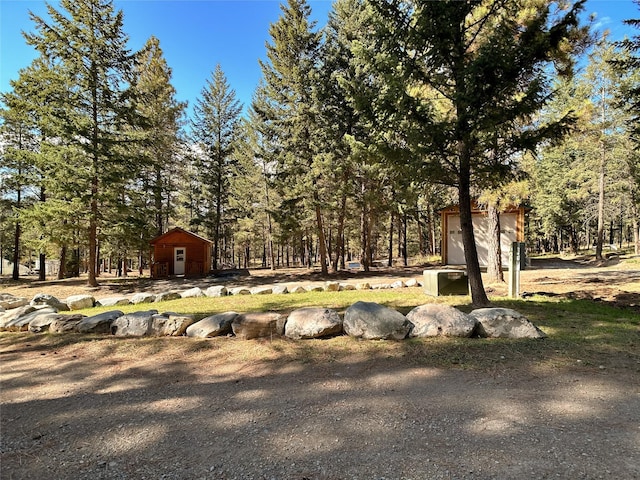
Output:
top-left (149, 227), bottom-right (213, 278)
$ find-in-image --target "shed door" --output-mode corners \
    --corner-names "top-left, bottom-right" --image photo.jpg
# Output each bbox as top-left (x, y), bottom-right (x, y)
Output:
top-left (174, 247), bottom-right (185, 275)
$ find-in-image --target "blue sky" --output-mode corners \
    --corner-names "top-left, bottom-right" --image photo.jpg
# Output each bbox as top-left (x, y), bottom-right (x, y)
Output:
top-left (1, 0), bottom-right (638, 118)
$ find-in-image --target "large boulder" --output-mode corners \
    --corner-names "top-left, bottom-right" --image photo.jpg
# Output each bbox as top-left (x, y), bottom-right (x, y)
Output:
top-left (30, 293), bottom-right (70, 311)
top-left (180, 287), bottom-right (204, 298)
top-left (469, 308), bottom-right (547, 339)
top-left (289, 286), bottom-right (307, 294)
top-left (29, 313), bottom-right (68, 333)
top-left (204, 285), bottom-right (227, 297)
top-left (130, 292), bottom-right (156, 304)
top-left (355, 283), bottom-right (371, 291)
top-left (324, 282), bottom-right (341, 292)
top-left (186, 312), bottom-right (238, 338)
top-left (231, 312), bottom-right (285, 340)
top-left (111, 310), bottom-right (158, 336)
top-left (66, 294), bottom-right (95, 311)
top-left (272, 285), bottom-right (289, 295)
top-left (0, 305), bottom-right (37, 330)
top-left (97, 297), bottom-right (131, 307)
top-left (49, 314), bottom-right (86, 333)
top-left (0, 294), bottom-right (29, 310)
top-left (229, 287), bottom-right (251, 296)
top-left (284, 308), bottom-right (343, 340)
top-left (76, 310), bottom-right (124, 334)
top-left (4, 307), bottom-right (57, 332)
top-left (155, 292), bottom-right (181, 303)
top-left (407, 304), bottom-right (478, 338)
top-left (250, 286), bottom-right (273, 295)
top-left (151, 314), bottom-right (195, 336)
top-left (343, 301), bottom-right (412, 340)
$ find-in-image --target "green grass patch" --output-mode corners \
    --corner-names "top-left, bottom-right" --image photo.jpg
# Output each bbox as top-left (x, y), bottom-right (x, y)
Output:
top-left (44, 287), bottom-right (640, 373)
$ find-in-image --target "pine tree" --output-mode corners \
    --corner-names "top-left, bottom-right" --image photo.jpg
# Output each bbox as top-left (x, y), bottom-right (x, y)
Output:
top-left (364, 0), bottom-right (588, 305)
top-left (190, 64), bottom-right (242, 270)
top-left (24, 0), bottom-right (140, 286)
top-left (135, 36), bottom-right (186, 239)
top-left (255, 0), bottom-right (329, 273)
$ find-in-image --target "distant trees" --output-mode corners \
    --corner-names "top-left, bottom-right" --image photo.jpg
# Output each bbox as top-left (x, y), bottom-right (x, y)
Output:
top-left (3, 0), bottom-right (640, 287)
top-left (190, 65), bottom-right (242, 270)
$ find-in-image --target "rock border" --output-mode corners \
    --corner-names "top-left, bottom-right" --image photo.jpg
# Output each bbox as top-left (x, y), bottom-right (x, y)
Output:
top-left (0, 284), bottom-right (547, 340)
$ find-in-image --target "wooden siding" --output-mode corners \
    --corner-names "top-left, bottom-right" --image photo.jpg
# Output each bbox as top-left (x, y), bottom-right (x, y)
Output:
top-left (150, 228), bottom-right (212, 277)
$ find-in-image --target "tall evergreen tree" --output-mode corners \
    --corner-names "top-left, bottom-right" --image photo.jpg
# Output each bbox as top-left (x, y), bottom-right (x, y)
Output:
top-left (191, 64), bottom-right (242, 270)
top-left (363, 0), bottom-right (588, 305)
top-left (24, 0), bottom-right (140, 286)
top-left (255, 0), bottom-right (329, 273)
top-left (135, 36), bottom-right (186, 239)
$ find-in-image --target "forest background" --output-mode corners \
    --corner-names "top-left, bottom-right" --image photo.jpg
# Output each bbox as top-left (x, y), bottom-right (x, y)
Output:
top-left (1, 0), bottom-right (639, 306)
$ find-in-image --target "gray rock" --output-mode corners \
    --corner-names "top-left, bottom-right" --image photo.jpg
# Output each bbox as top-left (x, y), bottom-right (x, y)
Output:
top-left (111, 310), bottom-right (159, 336)
top-left (289, 285), bottom-right (307, 294)
top-left (180, 287), bottom-right (204, 298)
top-left (66, 294), bottom-right (95, 311)
top-left (324, 282), bottom-right (341, 292)
top-left (284, 308), bottom-right (343, 339)
top-left (154, 291), bottom-right (181, 302)
top-left (4, 307), bottom-right (57, 332)
top-left (340, 283), bottom-right (356, 291)
top-left (97, 297), bottom-right (131, 307)
top-left (76, 310), bottom-right (124, 334)
top-left (390, 280), bottom-right (406, 289)
top-left (130, 292), bottom-right (157, 304)
top-left (306, 284), bottom-right (325, 292)
top-left (48, 314), bottom-right (86, 333)
top-left (406, 278), bottom-right (419, 287)
top-left (250, 286), bottom-right (273, 295)
top-left (231, 312), bottom-right (285, 340)
top-left (204, 285), bottom-right (228, 297)
top-left (272, 285), bottom-right (289, 295)
top-left (30, 293), bottom-right (70, 311)
top-left (229, 287), bottom-right (251, 295)
top-left (0, 294), bottom-right (29, 310)
top-left (29, 313), bottom-right (67, 333)
top-left (407, 304), bottom-right (478, 338)
top-left (186, 312), bottom-right (238, 338)
top-left (152, 314), bottom-right (195, 336)
top-left (343, 301), bottom-right (412, 340)
top-left (0, 305), bottom-right (37, 330)
top-left (355, 283), bottom-right (371, 290)
top-left (469, 308), bottom-right (547, 339)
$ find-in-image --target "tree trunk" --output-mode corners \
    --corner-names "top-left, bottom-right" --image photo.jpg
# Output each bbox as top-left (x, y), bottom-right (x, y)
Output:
top-left (402, 212), bottom-right (408, 267)
top-left (388, 210), bottom-right (394, 267)
top-left (314, 202), bottom-right (329, 275)
top-left (360, 202), bottom-right (370, 272)
top-left (631, 198), bottom-right (639, 255)
top-left (458, 149), bottom-right (490, 306)
top-left (57, 246), bottom-right (66, 279)
top-left (595, 147), bottom-right (606, 260)
top-left (39, 253), bottom-right (46, 281)
top-left (12, 220), bottom-right (20, 281)
top-left (333, 193), bottom-right (347, 272)
top-left (486, 204), bottom-right (504, 283)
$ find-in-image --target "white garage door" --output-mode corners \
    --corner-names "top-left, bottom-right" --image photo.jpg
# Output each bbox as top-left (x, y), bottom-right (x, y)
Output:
top-left (446, 213), bottom-right (517, 267)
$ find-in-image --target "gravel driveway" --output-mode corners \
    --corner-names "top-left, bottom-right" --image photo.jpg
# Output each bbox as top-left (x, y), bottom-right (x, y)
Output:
top-left (1, 336), bottom-right (638, 480)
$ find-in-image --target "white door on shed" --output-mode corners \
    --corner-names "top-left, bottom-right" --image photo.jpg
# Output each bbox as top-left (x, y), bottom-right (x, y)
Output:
top-left (174, 247), bottom-right (185, 275)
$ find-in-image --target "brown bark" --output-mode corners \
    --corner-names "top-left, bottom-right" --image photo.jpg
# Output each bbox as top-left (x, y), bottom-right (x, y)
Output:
top-left (486, 204), bottom-right (504, 283)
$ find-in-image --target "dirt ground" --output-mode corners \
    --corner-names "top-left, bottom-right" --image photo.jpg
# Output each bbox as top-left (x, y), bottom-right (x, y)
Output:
top-left (1, 256), bottom-right (640, 479)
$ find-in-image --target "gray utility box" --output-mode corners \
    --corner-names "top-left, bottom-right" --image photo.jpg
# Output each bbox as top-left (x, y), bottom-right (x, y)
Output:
top-left (423, 270), bottom-right (469, 296)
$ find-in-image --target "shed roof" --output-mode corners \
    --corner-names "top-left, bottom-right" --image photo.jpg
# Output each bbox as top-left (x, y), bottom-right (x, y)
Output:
top-left (149, 227), bottom-right (213, 245)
